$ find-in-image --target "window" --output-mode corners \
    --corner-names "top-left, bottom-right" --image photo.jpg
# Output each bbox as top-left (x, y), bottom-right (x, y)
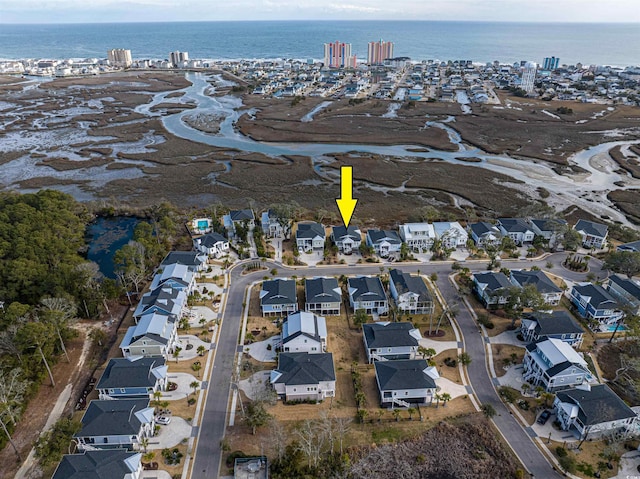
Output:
top-left (405, 392), bottom-right (409, 395)
top-left (141, 349), bottom-right (146, 354)
top-left (120, 388), bottom-right (126, 393)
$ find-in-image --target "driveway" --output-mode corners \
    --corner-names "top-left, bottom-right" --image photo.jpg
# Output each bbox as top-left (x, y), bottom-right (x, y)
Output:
top-left (245, 335), bottom-right (279, 362)
top-left (238, 370), bottom-right (272, 401)
top-left (149, 417), bottom-right (193, 450)
top-left (614, 450), bottom-right (640, 478)
top-left (437, 377), bottom-right (468, 399)
top-left (419, 337), bottom-right (458, 355)
top-left (163, 372), bottom-right (200, 401)
top-left (489, 330), bottom-right (527, 347)
top-left (141, 471), bottom-right (172, 479)
top-left (176, 335), bottom-right (209, 360)
top-left (530, 411), bottom-right (578, 443)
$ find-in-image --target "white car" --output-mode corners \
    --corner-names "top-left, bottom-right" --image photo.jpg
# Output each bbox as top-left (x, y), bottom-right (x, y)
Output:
top-left (156, 416), bottom-right (171, 425)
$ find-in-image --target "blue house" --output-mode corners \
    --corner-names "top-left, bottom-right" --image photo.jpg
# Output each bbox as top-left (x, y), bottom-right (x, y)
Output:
top-left (97, 357), bottom-right (168, 400)
top-left (570, 282), bottom-right (623, 329)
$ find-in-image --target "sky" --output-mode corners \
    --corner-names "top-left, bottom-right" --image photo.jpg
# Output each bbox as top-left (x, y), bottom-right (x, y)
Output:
top-left (1, 0), bottom-right (640, 24)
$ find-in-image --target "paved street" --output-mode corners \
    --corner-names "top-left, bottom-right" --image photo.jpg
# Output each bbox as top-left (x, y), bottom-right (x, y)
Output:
top-left (192, 253), bottom-right (598, 478)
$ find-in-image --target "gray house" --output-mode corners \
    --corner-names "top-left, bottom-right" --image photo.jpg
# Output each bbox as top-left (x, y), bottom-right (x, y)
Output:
top-left (472, 271), bottom-right (513, 308)
top-left (607, 274), bottom-right (640, 315)
top-left (260, 279), bottom-right (298, 317)
top-left (363, 322), bottom-right (422, 363)
top-left (469, 222), bottom-right (502, 248)
top-left (305, 277), bottom-right (342, 315)
top-left (520, 311), bottom-right (585, 348)
top-left (510, 269), bottom-right (563, 305)
top-left (161, 251), bottom-right (208, 272)
top-left (97, 357), bottom-right (168, 400)
top-left (296, 222), bottom-right (326, 253)
top-left (574, 219), bottom-right (608, 249)
top-left (366, 229), bottom-right (402, 257)
top-left (331, 225), bottom-right (362, 254)
top-left (270, 352), bottom-right (336, 402)
top-left (497, 218), bottom-right (535, 245)
top-left (52, 450), bottom-right (143, 479)
top-left (374, 359), bottom-right (438, 407)
top-left (119, 312), bottom-right (179, 359)
top-left (75, 399), bottom-right (155, 451)
top-left (348, 276), bottom-right (389, 315)
top-left (388, 269), bottom-right (433, 315)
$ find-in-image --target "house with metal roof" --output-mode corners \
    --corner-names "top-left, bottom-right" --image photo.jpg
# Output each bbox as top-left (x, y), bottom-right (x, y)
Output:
top-left (149, 263), bottom-right (195, 294)
top-left (523, 338), bottom-right (594, 392)
top-left (374, 359), bottom-right (438, 407)
top-left (295, 222), bottom-right (326, 253)
top-left (304, 277), bottom-right (342, 315)
top-left (133, 286), bottom-right (186, 322)
top-left (52, 450), bottom-right (143, 479)
top-left (348, 276), bottom-right (389, 315)
top-left (75, 399), bottom-right (155, 451)
top-left (280, 311), bottom-right (327, 353)
top-left (270, 352), bottom-right (336, 402)
top-left (570, 282), bottom-right (623, 328)
top-left (520, 311), bottom-right (585, 348)
top-left (432, 221), bottom-right (468, 248)
top-left (365, 229), bottom-right (402, 258)
top-left (388, 269), bottom-right (433, 314)
top-left (398, 223), bottom-right (435, 252)
top-left (260, 278), bottom-right (298, 317)
top-left (607, 274), bottom-right (640, 315)
top-left (554, 384), bottom-right (638, 440)
top-left (573, 219), bottom-right (608, 249)
top-left (331, 225), bottom-right (362, 254)
top-left (363, 322), bottom-right (422, 363)
top-left (510, 269), bottom-right (563, 305)
top-left (261, 209), bottom-right (283, 238)
top-left (97, 357), bottom-right (168, 400)
top-left (119, 312), bottom-right (179, 359)
top-left (472, 271), bottom-right (513, 308)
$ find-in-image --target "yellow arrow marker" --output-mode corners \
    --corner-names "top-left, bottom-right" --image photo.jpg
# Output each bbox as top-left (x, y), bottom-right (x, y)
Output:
top-left (335, 165), bottom-right (358, 228)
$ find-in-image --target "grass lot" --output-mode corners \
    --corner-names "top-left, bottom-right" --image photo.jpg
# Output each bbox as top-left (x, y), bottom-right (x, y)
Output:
top-left (549, 438), bottom-right (620, 479)
top-left (491, 344), bottom-right (526, 378)
top-left (433, 349), bottom-right (463, 383)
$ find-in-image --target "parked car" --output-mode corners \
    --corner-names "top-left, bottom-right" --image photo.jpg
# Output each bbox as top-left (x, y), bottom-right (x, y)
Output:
top-left (537, 410), bottom-right (551, 425)
top-left (156, 415), bottom-right (171, 425)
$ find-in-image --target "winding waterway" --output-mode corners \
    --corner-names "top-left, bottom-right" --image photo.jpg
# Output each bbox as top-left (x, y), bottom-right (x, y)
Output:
top-left (144, 72), bottom-right (640, 227)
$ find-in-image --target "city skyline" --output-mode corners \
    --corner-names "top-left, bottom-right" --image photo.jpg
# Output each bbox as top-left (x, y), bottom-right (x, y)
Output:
top-left (1, 0), bottom-right (640, 24)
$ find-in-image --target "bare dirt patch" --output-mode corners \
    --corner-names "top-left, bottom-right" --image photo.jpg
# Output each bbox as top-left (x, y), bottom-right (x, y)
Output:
top-left (492, 344), bottom-right (526, 378)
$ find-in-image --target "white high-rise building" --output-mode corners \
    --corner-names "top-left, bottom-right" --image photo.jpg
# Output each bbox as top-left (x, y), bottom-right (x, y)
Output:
top-left (521, 61), bottom-right (537, 93)
top-left (107, 49), bottom-right (132, 68)
top-left (169, 51), bottom-right (189, 67)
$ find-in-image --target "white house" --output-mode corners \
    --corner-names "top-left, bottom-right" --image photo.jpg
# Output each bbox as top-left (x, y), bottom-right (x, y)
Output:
top-left (398, 223), bottom-right (435, 252)
top-left (388, 269), bottom-right (433, 314)
top-left (331, 225), bottom-right (362, 254)
top-left (75, 399), bottom-right (155, 451)
top-left (348, 276), bottom-right (389, 315)
top-left (296, 222), bottom-right (326, 253)
top-left (554, 384), bottom-right (638, 440)
top-left (497, 218), bottom-right (535, 245)
top-left (280, 311), bottom-right (328, 353)
top-left (468, 222), bottom-right (502, 248)
top-left (270, 352), bottom-right (336, 402)
top-left (362, 322), bottom-right (422, 363)
top-left (366, 229), bottom-right (402, 257)
top-left (374, 359), bottom-right (438, 407)
top-left (523, 338), bottom-right (595, 392)
top-left (574, 219), bottom-right (608, 249)
top-left (193, 232), bottom-right (229, 259)
top-left (510, 269), bottom-right (563, 306)
top-left (432, 221), bottom-right (468, 248)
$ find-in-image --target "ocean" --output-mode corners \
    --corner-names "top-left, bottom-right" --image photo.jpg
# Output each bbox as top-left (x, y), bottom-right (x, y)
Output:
top-left (1, 21), bottom-right (639, 67)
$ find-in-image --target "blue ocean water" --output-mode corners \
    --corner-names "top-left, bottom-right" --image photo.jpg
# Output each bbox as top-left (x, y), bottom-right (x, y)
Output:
top-left (0, 21), bottom-right (639, 66)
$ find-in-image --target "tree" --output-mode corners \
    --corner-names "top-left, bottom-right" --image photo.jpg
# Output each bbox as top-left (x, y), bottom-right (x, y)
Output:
top-left (15, 320), bottom-right (57, 387)
top-left (417, 346), bottom-right (436, 361)
top-left (407, 407), bottom-right (416, 420)
top-left (197, 345), bottom-right (206, 356)
top-left (458, 352), bottom-right (472, 366)
top-left (504, 284), bottom-right (545, 329)
top-left (191, 362), bottom-right (202, 378)
top-left (0, 368), bottom-right (28, 425)
top-left (173, 346), bottom-right (182, 363)
top-left (114, 240), bottom-right (147, 293)
top-left (334, 416), bottom-right (352, 455)
top-left (434, 393), bottom-right (442, 408)
top-left (356, 409), bottom-right (368, 424)
top-left (295, 419), bottom-right (324, 468)
top-left (441, 392), bottom-right (452, 407)
top-left (271, 202), bottom-right (300, 240)
top-left (88, 327), bottom-right (107, 348)
top-left (39, 296), bottom-right (77, 363)
top-left (34, 417), bottom-right (81, 468)
top-left (352, 309), bottom-right (368, 329)
top-left (561, 228), bottom-right (582, 251)
top-left (481, 403), bottom-right (496, 419)
top-left (140, 436), bottom-right (149, 453)
top-left (190, 380), bottom-right (200, 396)
top-left (604, 251), bottom-right (640, 278)
top-left (392, 408), bottom-right (401, 422)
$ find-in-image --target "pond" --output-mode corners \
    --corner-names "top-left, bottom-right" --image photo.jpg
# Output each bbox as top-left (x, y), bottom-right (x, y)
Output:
top-left (86, 216), bottom-right (141, 278)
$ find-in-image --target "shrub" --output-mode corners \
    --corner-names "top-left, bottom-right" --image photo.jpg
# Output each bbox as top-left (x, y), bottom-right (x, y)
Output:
top-left (556, 446), bottom-right (568, 457)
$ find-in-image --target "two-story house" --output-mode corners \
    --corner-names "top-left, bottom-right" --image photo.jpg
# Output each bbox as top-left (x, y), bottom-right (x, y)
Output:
top-left (261, 209), bottom-right (283, 238)
top-left (523, 338), bottom-right (594, 392)
top-left (388, 269), bottom-right (433, 315)
top-left (366, 229), bottom-right (402, 257)
top-left (617, 240), bottom-right (640, 252)
top-left (497, 218), bottom-right (535, 245)
top-left (270, 352), bottom-right (336, 402)
top-left (193, 232), bottom-right (229, 259)
top-left (348, 276), bottom-right (389, 315)
top-left (97, 357), bottom-right (168, 400)
top-left (295, 222), bottom-right (326, 253)
top-left (554, 384), bottom-right (638, 440)
top-left (398, 223), bottom-right (435, 252)
top-left (510, 269), bottom-right (563, 306)
top-left (574, 219), bottom-right (608, 249)
top-left (331, 225), bottom-right (362, 254)
top-left (529, 218), bottom-right (568, 244)
top-left (133, 286), bottom-right (187, 322)
top-left (520, 311), bottom-right (585, 348)
top-left (472, 271), bottom-right (513, 308)
top-left (570, 282), bottom-right (623, 328)
top-left (606, 274), bottom-right (640, 316)
top-left (432, 221), bottom-right (468, 248)
top-left (468, 222), bottom-right (502, 248)
top-left (374, 359), bottom-right (438, 407)
top-left (260, 278), bottom-right (298, 317)
top-left (53, 450), bottom-right (143, 479)
top-left (280, 311), bottom-right (328, 353)
top-left (223, 209), bottom-right (255, 237)
top-left (363, 322), bottom-right (422, 363)
top-left (161, 251), bottom-right (208, 273)
top-left (75, 399), bottom-right (155, 451)
top-left (119, 312), bottom-right (179, 359)
top-left (305, 277), bottom-right (342, 315)
top-left (149, 263), bottom-right (196, 295)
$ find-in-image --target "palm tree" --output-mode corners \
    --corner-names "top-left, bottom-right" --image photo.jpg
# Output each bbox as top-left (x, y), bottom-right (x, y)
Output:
top-left (190, 380), bottom-right (200, 396)
top-left (152, 390), bottom-right (162, 413)
top-left (377, 410), bottom-right (384, 423)
top-left (392, 409), bottom-right (401, 422)
top-left (355, 392), bottom-right (366, 409)
top-left (191, 362), bottom-right (202, 378)
top-left (139, 436), bottom-right (149, 453)
top-left (197, 345), bottom-right (206, 356)
top-left (418, 346), bottom-right (436, 361)
top-left (440, 393), bottom-right (452, 407)
top-left (407, 407), bottom-right (416, 420)
top-left (482, 403), bottom-right (496, 419)
top-left (173, 346), bottom-right (182, 363)
top-left (434, 393), bottom-right (442, 408)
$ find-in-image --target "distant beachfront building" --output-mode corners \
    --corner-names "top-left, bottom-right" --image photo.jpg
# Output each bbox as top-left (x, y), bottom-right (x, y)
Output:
top-left (107, 49), bottom-right (132, 68)
top-left (367, 40), bottom-right (394, 65)
top-left (323, 41), bottom-right (357, 69)
top-left (170, 51), bottom-right (189, 67)
top-left (521, 61), bottom-right (537, 93)
top-left (543, 56), bottom-right (560, 70)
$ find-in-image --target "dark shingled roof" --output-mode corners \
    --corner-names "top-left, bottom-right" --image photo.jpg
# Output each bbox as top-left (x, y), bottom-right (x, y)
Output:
top-left (296, 222), bottom-right (325, 240)
top-left (523, 311), bottom-right (584, 337)
top-left (198, 232), bottom-right (227, 248)
top-left (473, 271), bottom-right (512, 293)
top-left (511, 270), bottom-right (562, 295)
top-left (498, 218), bottom-right (533, 233)
top-left (366, 229), bottom-right (401, 245)
top-left (273, 352), bottom-right (335, 385)
top-left (609, 274), bottom-right (640, 301)
top-left (556, 384), bottom-right (636, 426)
top-left (52, 450), bottom-right (141, 479)
top-left (229, 209), bottom-right (255, 222)
top-left (375, 359), bottom-right (437, 391)
top-left (348, 276), bottom-right (387, 302)
top-left (96, 357), bottom-right (166, 391)
top-left (332, 225), bottom-right (361, 242)
top-left (469, 222), bottom-right (500, 237)
top-left (305, 277), bottom-right (341, 304)
top-left (389, 269), bottom-right (432, 302)
top-left (574, 219), bottom-right (608, 238)
top-left (573, 283), bottom-right (618, 309)
top-left (363, 322), bottom-right (419, 349)
top-left (161, 251), bottom-right (206, 269)
top-left (617, 240), bottom-right (640, 252)
top-left (76, 399), bottom-right (151, 438)
top-left (529, 218), bottom-right (567, 233)
top-left (261, 279), bottom-right (297, 306)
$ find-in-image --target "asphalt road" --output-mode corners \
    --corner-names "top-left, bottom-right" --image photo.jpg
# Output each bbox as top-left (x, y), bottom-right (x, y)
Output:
top-left (191, 252), bottom-right (599, 478)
